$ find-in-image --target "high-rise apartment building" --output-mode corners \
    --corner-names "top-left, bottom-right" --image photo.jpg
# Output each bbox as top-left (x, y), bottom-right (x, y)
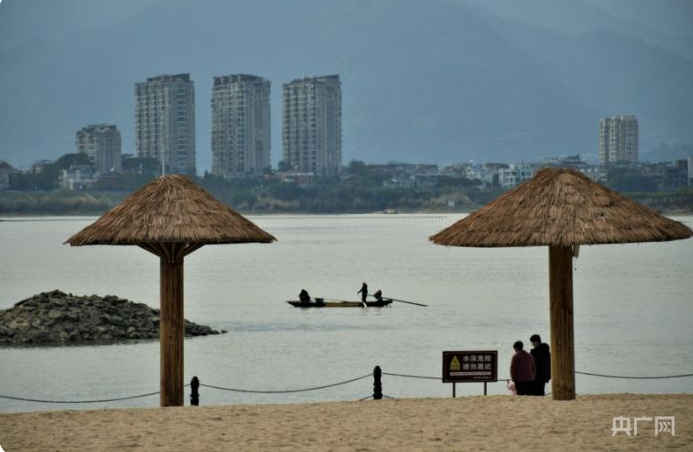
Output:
top-left (211, 74), bottom-right (271, 178)
top-left (599, 115), bottom-right (638, 166)
top-left (282, 75), bottom-right (342, 176)
top-left (135, 73), bottom-right (196, 175)
top-left (76, 124), bottom-right (122, 174)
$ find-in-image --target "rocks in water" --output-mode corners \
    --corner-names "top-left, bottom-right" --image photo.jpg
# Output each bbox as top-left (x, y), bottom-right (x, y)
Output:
top-left (0, 290), bottom-right (224, 345)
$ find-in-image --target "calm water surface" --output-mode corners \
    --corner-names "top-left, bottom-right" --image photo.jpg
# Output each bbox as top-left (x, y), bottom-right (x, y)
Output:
top-left (1, 214), bottom-right (692, 412)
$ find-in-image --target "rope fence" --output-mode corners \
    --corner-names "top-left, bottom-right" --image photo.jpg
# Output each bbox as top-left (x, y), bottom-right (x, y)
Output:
top-left (0, 391), bottom-right (161, 404)
top-left (382, 371), bottom-right (693, 381)
top-left (575, 371), bottom-right (693, 380)
top-left (198, 374), bottom-right (372, 394)
top-left (382, 371), bottom-right (441, 380)
top-left (1, 369), bottom-right (691, 406)
top-left (0, 384), bottom-right (191, 404)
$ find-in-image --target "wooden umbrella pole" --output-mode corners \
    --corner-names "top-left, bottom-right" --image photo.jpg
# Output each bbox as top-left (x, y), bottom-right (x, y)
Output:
top-left (549, 245), bottom-right (576, 400)
top-left (160, 245), bottom-right (185, 407)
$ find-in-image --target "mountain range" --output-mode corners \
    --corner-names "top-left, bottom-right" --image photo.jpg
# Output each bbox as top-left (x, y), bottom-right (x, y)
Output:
top-left (1, 0), bottom-right (691, 171)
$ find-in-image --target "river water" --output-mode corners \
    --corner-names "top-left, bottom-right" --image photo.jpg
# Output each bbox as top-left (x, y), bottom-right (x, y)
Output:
top-left (1, 214), bottom-right (692, 412)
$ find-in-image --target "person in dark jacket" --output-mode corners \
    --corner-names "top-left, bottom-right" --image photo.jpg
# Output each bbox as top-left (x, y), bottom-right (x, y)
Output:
top-left (357, 282), bottom-right (368, 303)
top-left (530, 334), bottom-right (551, 396)
top-left (299, 289), bottom-right (310, 303)
top-left (509, 340), bottom-right (535, 396)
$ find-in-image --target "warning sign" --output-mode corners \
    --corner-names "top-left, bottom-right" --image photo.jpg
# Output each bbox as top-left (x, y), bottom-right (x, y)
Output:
top-left (442, 351), bottom-right (498, 383)
top-left (450, 355), bottom-right (461, 371)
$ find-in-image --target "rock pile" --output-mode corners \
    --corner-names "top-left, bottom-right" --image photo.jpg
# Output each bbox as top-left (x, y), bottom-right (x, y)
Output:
top-left (0, 290), bottom-right (224, 345)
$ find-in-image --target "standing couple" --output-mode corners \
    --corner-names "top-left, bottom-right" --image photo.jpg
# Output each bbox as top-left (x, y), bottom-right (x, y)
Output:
top-left (509, 334), bottom-right (551, 396)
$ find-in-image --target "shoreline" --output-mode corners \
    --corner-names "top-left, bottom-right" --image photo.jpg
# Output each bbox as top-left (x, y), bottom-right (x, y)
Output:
top-left (2, 207), bottom-right (692, 218)
top-left (1, 394), bottom-right (690, 451)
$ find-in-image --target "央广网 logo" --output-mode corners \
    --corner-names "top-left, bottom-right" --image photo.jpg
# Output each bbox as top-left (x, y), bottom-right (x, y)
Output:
top-left (612, 416), bottom-right (675, 436)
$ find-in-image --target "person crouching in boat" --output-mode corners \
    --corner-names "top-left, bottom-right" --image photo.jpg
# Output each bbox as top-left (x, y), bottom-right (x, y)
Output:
top-left (373, 289), bottom-right (383, 302)
top-left (299, 289), bottom-right (311, 303)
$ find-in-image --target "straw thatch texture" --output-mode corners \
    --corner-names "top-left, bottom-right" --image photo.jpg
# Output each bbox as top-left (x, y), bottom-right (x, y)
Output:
top-left (66, 175), bottom-right (276, 246)
top-left (430, 167), bottom-right (692, 247)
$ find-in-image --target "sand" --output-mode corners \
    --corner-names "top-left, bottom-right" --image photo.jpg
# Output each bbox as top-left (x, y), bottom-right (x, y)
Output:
top-left (1, 394), bottom-right (690, 451)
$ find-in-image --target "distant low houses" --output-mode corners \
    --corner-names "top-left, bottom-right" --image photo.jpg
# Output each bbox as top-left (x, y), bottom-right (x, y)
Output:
top-left (60, 165), bottom-right (96, 191)
top-left (370, 163), bottom-right (438, 178)
top-left (375, 163), bottom-right (440, 188)
top-left (440, 162), bottom-right (479, 180)
top-left (0, 161), bottom-right (18, 191)
top-left (542, 154), bottom-right (606, 183)
top-left (474, 163), bottom-right (508, 187)
top-left (2, 151), bottom-right (691, 194)
top-left (277, 169), bottom-right (316, 186)
top-left (383, 173), bottom-right (438, 188)
top-left (498, 163), bottom-right (537, 188)
top-left (29, 160), bottom-right (53, 174)
top-left (639, 160), bottom-right (689, 191)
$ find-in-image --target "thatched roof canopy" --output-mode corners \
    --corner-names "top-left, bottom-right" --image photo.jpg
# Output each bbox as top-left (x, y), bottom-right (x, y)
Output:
top-left (430, 167), bottom-right (692, 247)
top-left (66, 174), bottom-right (276, 246)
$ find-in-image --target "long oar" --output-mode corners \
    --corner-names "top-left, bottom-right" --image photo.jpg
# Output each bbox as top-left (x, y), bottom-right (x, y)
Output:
top-left (388, 297), bottom-right (428, 307)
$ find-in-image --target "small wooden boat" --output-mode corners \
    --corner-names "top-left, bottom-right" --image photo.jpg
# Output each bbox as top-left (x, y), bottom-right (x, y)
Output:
top-left (287, 298), bottom-right (393, 308)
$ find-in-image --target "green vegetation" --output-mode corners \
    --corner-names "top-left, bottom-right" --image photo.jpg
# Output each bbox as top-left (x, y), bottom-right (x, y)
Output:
top-left (2, 159), bottom-right (691, 215)
top-left (1, 160), bottom-right (498, 215)
top-left (607, 168), bottom-right (658, 192)
top-left (0, 191), bottom-right (126, 215)
top-left (628, 187), bottom-right (693, 214)
top-left (197, 166), bottom-right (495, 213)
top-left (9, 153), bottom-right (90, 191)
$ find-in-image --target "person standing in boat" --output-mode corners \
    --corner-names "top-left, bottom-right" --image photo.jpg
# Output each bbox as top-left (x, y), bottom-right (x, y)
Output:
top-left (357, 282), bottom-right (368, 303)
top-left (373, 289), bottom-right (383, 302)
top-left (299, 289), bottom-right (311, 303)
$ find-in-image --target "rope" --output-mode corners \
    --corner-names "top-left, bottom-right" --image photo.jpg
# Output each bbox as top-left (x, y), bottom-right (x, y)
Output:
top-left (0, 384), bottom-right (190, 404)
top-left (382, 372), bottom-right (440, 380)
top-left (384, 371), bottom-right (693, 381)
top-left (199, 373), bottom-right (372, 394)
top-left (3, 370), bottom-right (691, 404)
top-left (576, 371), bottom-right (693, 380)
top-left (0, 391), bottom-right (160, 404)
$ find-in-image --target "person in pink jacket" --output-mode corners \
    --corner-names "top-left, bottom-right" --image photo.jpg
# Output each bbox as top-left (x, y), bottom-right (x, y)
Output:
top-left (510, 340), bottom-right (536, 395)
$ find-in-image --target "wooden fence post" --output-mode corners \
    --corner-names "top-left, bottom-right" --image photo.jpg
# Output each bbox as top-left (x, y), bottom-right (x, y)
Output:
top-left (190, 376), bottom-right (199, 406)
top-left (373, 366), bottom-right (382, 400)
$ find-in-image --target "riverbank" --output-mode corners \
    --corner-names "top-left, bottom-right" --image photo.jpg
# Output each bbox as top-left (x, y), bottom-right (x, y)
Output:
top-left (4, 188), bottom-right (690, 217)
top-left (2, 205), bottom-right (692, 217)
top-left (0, 394), bottom-right (690, 451)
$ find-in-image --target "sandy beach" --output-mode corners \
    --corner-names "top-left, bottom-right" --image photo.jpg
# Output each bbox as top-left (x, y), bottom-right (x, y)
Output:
top-left (1, 394), bottom-right (690, 451)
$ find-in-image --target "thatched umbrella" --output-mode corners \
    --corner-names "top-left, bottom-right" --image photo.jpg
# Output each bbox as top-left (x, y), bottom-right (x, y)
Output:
top-left (430, 167), bottom-right (692, 400)
top-left (66, 175), bottom-right (275, 406)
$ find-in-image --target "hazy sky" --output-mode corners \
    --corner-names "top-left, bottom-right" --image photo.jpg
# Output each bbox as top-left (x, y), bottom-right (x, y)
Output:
top-left (3, 0), bottom-right (691, 50)
top-left (0, 0), bottom-right (160, 49)
top-left (582, 0), bottom-right (693, 36)
top-left (1, 0), bottom-right (691, 170)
